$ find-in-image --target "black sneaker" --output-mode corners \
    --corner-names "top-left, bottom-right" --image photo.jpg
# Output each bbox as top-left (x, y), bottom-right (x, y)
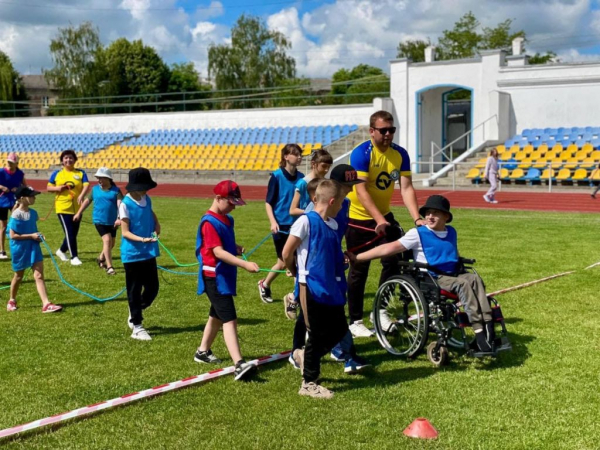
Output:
top-left (234, 360), bottom-right (257, 381)
top-left (475, 331), bottom-right (492, 353)
top-left (257, 279), bottom-right (273, 303)
top-left (194, 349), bottom-right (222, 364)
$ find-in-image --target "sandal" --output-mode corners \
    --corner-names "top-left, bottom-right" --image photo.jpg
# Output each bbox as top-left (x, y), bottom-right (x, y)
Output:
top-left (96, 257), bottom-right (106, 269)
top-left (106, 267), bottom-right (116, 275)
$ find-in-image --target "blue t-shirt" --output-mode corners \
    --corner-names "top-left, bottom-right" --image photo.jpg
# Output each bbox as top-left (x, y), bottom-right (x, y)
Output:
top-left (90, 184), bottom-right (121, 225)
top-left (0, 168), bottom-right (25, 209)
top-left (8, 209), bottom-right (43, 271)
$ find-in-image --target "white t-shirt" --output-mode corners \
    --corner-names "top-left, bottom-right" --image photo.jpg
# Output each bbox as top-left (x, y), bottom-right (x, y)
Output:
top-left (118, 193), bottom-right (147, 220)
top-left (290, 213), bottom-right (338, 283)
top-left (399, 226), bottom-right (448, 264)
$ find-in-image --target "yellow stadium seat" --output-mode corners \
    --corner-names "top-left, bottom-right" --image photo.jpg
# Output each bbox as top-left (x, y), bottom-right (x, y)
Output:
top-left (313, 143), bottom-right (322, 150)
top-left (514, 151), bottom-right (528, 161)
top-left (499, 152), bottom-right (513, 161)
top-left (529, 150), bottom-right (544, 160)
top-left (537, 144), bottom-right (548, 154)
top-left (575, 150), bottom-right (588, 161)
top-left (541, 168), bottom-right (555, 180)
top-left (522, 144), bottom-right (533, 154)
top-left (590, 151), bottom-right (600, 161)
top-left (556, 169), bottom-right (571, 181)
top-left (550, 144), bottom-right (563, 154)
top-left (566, 144), bottom-right (577, 154)
top-left (466, 168), bottom-right (481, 179)
top-left (564, 158), bottom-right (578, 170)
top-left (518, 159), bottom-right (532, 169)
top-left (509, 144), bottom-right (519, 154)
top-left (592, 169), bottom-right (600, 181)
top-left (582, 143), bottom-right (594, 154)
top-left (509, 168), bottom-right (524, 179)
top-left (475, 158), bottom-right (487, 169)
top-left (581, 158), bottom-right (596, 169)
top-left (495, 145), bottom-right (506, 155)
top-left (573, 169), bottom-right (588, 180)
top-left (499, 168), bottom-right (510, 180)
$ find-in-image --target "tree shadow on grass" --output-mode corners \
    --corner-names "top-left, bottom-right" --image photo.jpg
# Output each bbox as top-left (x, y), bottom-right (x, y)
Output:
top-left (62, 297), bottom-right (128, 308)
top-left (147, 325), bottom-right (203, 336)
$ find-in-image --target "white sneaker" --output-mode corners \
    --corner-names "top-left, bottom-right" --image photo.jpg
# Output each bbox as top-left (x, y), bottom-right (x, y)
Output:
top-left (56, 249), bottom-right (69, 262)
top-left (0, 252), bottom-right (8, 260)
top-left (127, 313), bottom-right (134, 330)
top-left (131, 326), bottom-right (152, 341)
top-left (349, 320), bottom-right (374, 338)
top-left (70, 257), bottom-right (83, 266)
top-left (370, 309), bottom-right (395, 333)
top-left (490, 200), bottom-right (498, 204)
top-left (483, 194), bottom-right (491, 203)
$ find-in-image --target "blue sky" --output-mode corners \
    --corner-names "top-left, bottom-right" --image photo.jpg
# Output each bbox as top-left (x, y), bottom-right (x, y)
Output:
top-left (1, 0), bottom-right (600, 77)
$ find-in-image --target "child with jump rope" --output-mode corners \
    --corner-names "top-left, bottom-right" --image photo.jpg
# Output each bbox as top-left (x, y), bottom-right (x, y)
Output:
top-left (74, 168), bottom-right (123, 275)
top-left (119, 168), bottom-right (160, 341)
top-left (283, 180), bottom-right (351, 398)
top-left (194, 180), bottom-right (260, 381)
top-left (6, 186), bottom-right (62, 313)
top-left (258, 143), bottom-right (304, 304)
top-left (284, 149), bottom-right (333, 320)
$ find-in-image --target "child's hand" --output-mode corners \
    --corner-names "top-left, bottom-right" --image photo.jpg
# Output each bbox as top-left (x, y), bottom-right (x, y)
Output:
top-left (77, 194), bottom-right (85, 205)
top-left (32, 233), bottom-right (43, 242)
top-left (286, 269), bottom-right (293, 277)
top-left (243, 261), bottom-right (260, 273)
top-left (142, 237), bottom-right (157, 243)
top-left (114, 219), bottom-right (121, 228)
top-left (236, 245), bottom-right (245, 256)
top-left (345, 251), bottom-right (357, 264)
top-left (375, 221), bottom-right (390, 235)
top-left (270, 221), bottom-right (279, 234)
top-left (73, 213), bottom-right (82, 222)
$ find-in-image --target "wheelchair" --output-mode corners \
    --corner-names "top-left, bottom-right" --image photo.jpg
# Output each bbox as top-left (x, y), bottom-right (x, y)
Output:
top-left (371, 258), bottom-right (512, 366)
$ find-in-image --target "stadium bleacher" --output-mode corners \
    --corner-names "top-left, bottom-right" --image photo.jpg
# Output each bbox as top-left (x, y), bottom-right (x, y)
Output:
top-left (0, 125), bottom-right (358, 172)
top-left (467, 126), bottom-right (600, 185)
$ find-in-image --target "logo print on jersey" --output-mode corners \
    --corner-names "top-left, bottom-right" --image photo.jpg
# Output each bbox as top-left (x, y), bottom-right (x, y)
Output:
top-left (375, 172), bottom-right (393, 190)
top-left (390, 169), bottom-right (400, 181)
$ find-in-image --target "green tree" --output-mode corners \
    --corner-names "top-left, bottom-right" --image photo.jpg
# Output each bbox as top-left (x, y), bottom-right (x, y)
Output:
top-left (396, 12), bottom-right (555, 65)
top-left (168, 62), bottom-right (212, 111)
top-left (397, 39), bottom-right (430, 63)
top-left (44, 22), bottom-right (105, 100)
top-left (208, 14), bottom-right (296, 108)
top-left (327, 64), bottom-right (389, 104)
top-left (0, 50), bottom-right (28, 117)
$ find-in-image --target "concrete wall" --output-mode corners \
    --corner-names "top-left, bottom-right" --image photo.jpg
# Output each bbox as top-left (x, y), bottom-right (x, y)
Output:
top-left (0, 104), bottom-right (375, 134)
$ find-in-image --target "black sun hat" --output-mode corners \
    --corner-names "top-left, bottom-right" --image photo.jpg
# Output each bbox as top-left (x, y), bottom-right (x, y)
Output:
top-left (125, 167), bottom-right (158, 192)
top-left (419, 195), bottom-right (453, 223)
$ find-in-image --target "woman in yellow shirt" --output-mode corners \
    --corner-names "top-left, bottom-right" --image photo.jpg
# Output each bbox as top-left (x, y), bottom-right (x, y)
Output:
top-left (47, 150), bottom-right (90, 265)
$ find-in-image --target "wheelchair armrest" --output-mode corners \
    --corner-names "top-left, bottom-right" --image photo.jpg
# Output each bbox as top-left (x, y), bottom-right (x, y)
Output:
top-left (398, 260), bottom-right (431, 270)
top-left (459, 257), bottom-right (476, 265)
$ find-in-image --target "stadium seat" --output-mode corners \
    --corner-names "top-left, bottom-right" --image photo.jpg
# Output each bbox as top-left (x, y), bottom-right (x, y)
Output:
top-left (541, 168), bottom-right (556, 182)
top-left (556, 168), bottom-right (572, 181)
top-left (523, 168), bottom-right (541, 182)
top-left (466, 168), bottom-right (481, 181)
top-left (509, 168), bottom-right (525, 180)
top-left (572, 169), bottom-right (588, 181)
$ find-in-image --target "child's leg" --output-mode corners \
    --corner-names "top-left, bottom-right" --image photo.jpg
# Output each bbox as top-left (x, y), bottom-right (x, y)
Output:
top-left (101, 233), bottom-right (114, 268)
top-left (0, 218), bottom-right (7, 253)
top-left (292, 307), bottom-right (307, 351)
top-left (222, 320), bottom-right (243, 364)
top-left (437, 274), bottom-right (486, 331)
top-left (31, 261), bottom-right (50, 307)
top-left (199, 314), bottom-right (223, 352)
top-left (124, 261), bottom-right (145, 326)
top-left (140, 258), bottom-right (159, 309)
top-left (9, 269), bottom-right (25, 301)
top-left (265, 258), bottom-right (285, 286)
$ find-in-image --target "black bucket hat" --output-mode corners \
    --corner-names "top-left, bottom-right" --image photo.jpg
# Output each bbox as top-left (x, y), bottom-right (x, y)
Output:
top-left (125, 167), bottom-right (157, 192)
top-left (419, 195), bottom-right (453, 223)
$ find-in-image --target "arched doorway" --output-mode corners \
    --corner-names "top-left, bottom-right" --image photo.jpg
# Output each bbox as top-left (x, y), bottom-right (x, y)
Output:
top-left (416, 84), bottom-right (473, 173)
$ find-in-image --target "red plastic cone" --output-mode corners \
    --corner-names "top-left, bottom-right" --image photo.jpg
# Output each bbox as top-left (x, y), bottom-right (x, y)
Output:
top-left (403, 418), bottom-right (439, 439)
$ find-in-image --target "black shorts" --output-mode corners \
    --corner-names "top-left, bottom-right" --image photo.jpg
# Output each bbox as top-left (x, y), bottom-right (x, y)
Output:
top-left (272, 225), bottom-right (292, 259)
top-left (0, 208), bottom-right (10, 221)
top-left (95, 224), bottom-right (117, 238)
top-left (203, 276), bottom-right (237, 323)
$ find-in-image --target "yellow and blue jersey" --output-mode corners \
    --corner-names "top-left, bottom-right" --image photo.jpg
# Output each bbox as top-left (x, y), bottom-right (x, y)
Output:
top-left (347, 140), bottom-right (411, 220)
top-left (48, 168), bottom-right (89, 214)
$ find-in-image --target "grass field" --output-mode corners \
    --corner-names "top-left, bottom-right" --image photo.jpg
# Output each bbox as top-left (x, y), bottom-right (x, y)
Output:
top-left (1, 194), bottom-right (600, 449)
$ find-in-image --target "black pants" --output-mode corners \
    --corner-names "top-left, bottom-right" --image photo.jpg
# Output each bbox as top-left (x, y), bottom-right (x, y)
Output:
top-left (57, 213), bottom-right (81, 258)
top-left (124, 258), bottom-right (159, 326)
top-left (302, 286), bottom-right (349, 383)
top-left (346, 212), bottom-right (401, 324)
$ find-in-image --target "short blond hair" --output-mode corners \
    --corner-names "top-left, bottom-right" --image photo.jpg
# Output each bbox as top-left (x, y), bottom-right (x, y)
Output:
top-left (315, 179), bottom-right (341, 204)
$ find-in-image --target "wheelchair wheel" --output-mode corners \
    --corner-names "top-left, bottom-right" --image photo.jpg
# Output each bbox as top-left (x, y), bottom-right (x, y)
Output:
top-left (427, 342), bottom-right (449, 367)
top-left (373, 275), bottom-right (429, 357)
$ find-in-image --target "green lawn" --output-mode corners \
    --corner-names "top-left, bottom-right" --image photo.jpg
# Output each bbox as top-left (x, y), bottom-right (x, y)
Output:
top-left (1, 195), bottom-right (600, 449)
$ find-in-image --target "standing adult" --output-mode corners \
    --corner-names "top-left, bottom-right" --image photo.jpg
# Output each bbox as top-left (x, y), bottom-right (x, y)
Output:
top-left (0, 153), bottom-right (26, 259)
top-left (47, 150), bottom-right (90, 266)
top-left (483, 148), bottom-right (499, 204)
top-left (345, 110), bottom-right (424, 337)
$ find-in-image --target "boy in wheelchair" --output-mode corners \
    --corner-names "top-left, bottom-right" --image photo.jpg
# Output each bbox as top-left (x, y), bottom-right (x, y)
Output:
top-left (349, 195), bottom-right (496, 354)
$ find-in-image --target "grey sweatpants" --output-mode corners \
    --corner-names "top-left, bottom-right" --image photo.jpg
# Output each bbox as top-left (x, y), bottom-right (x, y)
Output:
top-left (437, 272), bottom-right (493, 331)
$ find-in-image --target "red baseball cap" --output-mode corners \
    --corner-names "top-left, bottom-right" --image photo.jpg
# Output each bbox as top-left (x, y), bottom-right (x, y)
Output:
top-left (213, 180), bottom-right (246, 206)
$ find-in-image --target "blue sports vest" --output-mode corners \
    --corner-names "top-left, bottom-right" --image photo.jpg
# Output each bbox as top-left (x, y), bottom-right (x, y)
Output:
top-left (305, 211), bottom-right (347, 306)
top-left (120, 195), bottom-right (159, 263)
top-left (417, 225), bottom-right (459, 276)
top-left (0, 169), bottom-right (24, 208)
top-left (196, 213), bottom-right (238, 296)
top-left (272, 168), bottom-right (304, 226)
top-left (8, 209), bottom-right (43, 271)
top-left (92, 184), bottom-right (120, 225)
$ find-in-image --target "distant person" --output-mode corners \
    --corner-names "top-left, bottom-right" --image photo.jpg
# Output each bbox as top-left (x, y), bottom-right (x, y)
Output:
top-left (590, 163), bottom-right (600, 199)
top-left (0, 152), bottom-right (26, 260)
top-left (6, 186), bottom-right (62, 313)
top-left (483, 148), bottom-right (499, 204)
top-left (47, 150), bottom-right (90, 266)
top-left (74, 167), bottom-right (123, 275)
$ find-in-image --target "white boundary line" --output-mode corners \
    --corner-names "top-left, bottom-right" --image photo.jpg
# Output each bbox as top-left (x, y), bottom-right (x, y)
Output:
top-left (0, 350), bottom-right (291, 441)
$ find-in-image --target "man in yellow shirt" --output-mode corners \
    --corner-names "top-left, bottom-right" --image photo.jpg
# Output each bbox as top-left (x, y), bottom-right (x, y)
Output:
top-left (346, 110), bottom-right (424, 337)
top-left (47, 150), bottom-right (89, 266)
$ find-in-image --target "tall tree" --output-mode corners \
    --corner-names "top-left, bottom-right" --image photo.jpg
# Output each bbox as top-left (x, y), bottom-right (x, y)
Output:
top-left (0, 50), bottom-right (28, 117)
top-left (44, 22), bottom-right (105, 99)
top-left (168, 62), bottom-right (212, 111)
top-left (208, 14), bottom-right (296, 107)
top-left (328, 64), bottom-right (389, 104)
top-left (396, 12), bottom-right (555, 64)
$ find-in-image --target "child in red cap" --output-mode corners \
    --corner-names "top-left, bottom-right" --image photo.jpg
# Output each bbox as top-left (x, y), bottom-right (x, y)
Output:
top-left (194, 180), bottom-right (260, 381)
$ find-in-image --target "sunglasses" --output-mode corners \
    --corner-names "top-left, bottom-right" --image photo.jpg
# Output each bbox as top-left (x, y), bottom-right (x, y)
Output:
top-left (372, 126), bottom-right (396, 135)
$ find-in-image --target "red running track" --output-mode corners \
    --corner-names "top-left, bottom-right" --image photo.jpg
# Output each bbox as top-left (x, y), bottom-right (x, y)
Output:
top-left (28, 180), bottom-right (599, 213)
